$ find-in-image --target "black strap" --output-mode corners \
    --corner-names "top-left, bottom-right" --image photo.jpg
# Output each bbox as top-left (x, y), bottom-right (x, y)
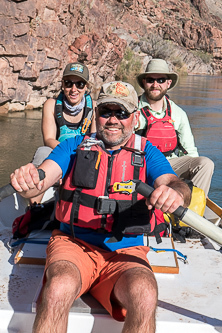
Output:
top-left (141, 106), bottom-right (151, 120)
top-left (59, 188), bottom-right (97, 207)
top-left (131, 138), bottom-right (144, 208)
top-left (55, 92), bottom-right (65, 128)
top-left (110, 145), bottom-right (146, 242)
top-left (165, 97), bottom-right (188, 155)
top-left (69, 188), bottom-right (82, 238)
top-left (141, 96), bottom-right (171, 120)
top-left (149, 209), bottom-right (169, 244)
top-left (176, 130), bottom-right (188, 155)
top-left (165, 96), bottom-right (171, 117)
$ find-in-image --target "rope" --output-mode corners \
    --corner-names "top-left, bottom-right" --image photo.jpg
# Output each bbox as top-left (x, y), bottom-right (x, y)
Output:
top-left (150, 246), bottom-right (188, 262)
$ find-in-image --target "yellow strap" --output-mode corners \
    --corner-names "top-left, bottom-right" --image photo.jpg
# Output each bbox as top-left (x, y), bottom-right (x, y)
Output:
top-left (95, 151), bottom-right (102, 170)
top-left (82, 118), bottom-right (91, 134)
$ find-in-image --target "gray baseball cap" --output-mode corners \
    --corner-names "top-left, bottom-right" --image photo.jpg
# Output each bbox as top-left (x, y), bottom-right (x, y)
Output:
top-left (63, 62), bottom-right (89, 82)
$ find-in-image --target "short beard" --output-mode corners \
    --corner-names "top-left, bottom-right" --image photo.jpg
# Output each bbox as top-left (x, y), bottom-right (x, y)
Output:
top-left (97, 126), bottom-right (131, 148)
top-left (96, 116), bottom-right (136, 148)
top-left (144, 87), bottom-right (168, 101)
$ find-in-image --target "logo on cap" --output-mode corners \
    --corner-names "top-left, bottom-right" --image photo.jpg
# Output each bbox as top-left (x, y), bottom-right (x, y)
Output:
top-left (70, 64), bottom-right (84, 73)
top-left (106, 82), bottom-right (129, 97)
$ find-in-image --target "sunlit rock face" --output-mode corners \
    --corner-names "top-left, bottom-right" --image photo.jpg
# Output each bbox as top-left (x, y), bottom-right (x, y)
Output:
top-left (0, 0), bottom-right (221, 112)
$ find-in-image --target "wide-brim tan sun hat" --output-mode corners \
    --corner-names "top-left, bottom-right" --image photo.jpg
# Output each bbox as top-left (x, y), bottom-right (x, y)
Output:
top-left (137, 58), bottom-right (179, 91)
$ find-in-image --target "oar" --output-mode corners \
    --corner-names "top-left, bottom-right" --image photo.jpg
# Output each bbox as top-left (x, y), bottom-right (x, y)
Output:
top-left (113, 180), bottom-right (222, 247)
top-left (206, 198), bottom-right (222, 219)
top-left (0, 169), bottom-right (45, 202)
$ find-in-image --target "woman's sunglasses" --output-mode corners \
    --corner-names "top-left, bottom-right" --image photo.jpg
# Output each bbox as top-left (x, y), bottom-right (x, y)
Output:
top-left (64, 80), bottom-right (86, 90)
top-left (98, 107), bottom-right (132, 120)
top-left (145, 77), bottom-right (167, 84)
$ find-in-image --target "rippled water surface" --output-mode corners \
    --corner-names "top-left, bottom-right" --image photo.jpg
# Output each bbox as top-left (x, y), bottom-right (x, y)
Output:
top-left (0, 110), bottom-right (43, 186)
top-left (0, 75), bottom-right (222, 206)
top-left (169, 75), bottom-right (222, 206)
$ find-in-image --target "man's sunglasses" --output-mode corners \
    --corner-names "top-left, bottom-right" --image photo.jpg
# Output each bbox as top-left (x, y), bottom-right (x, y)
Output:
top-left (64, 80), bottom-right (86, 89)
top-left (98, 107), bottom-right (132, 120)
top-left (145, 77), bottom-right (167, 84)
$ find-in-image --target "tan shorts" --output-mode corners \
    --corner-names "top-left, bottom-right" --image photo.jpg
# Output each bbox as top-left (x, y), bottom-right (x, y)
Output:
top-left (45, 230), bottom-right (152, 321)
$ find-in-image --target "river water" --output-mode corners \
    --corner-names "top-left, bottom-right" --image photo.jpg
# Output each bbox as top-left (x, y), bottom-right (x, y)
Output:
top-left (169, 75), bottom-right (222, 207)
top-left (0, 75), bottom-right (221, 206)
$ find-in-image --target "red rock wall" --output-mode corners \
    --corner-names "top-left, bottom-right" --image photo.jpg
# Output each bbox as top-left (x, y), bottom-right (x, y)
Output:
top-left (0, 0), bottom-right (221, 111)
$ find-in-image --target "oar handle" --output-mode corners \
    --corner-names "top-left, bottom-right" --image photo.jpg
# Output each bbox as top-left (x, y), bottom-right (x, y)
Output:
top-left (134, 180), bottom-right (186, 218)
top-left (0, 169), bottom-right (45, 202)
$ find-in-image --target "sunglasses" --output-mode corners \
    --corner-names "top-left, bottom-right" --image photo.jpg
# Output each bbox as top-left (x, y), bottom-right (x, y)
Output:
top-left (145, 77), bottom-right (167, 84)
top-left (98, 107), bottom-right (132, 120)
top-left (64, 80), bottom-right (86, 89)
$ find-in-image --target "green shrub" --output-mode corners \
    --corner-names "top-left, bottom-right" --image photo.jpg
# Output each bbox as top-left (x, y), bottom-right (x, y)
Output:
top-left (191, 50), bottom-right (213, 64)
top-left (115, 48), bottom-right (142, 82)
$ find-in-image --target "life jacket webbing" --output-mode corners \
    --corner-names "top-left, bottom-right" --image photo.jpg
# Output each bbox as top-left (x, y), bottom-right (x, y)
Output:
top-left (134, 134), bottom-right (142, 150)
top-left (55, 92), bottom-right (93, 138)
top-left (176, 131), bottom-right (188, 155)
top-left (81, 109), bottom-right (93, 134)
top-left (139, 96), bottom-right (187, 156)
top-left (110, 135), bottom-right (146, 241)
top-left (70, 188), bottom-right (83, 238)
top-left (58, 188), bottom-right (96, 206)
top-left (132, 134), bottom-right (142, 206)
top-left (142, 97), bottom-right (171, 119)
top-left (150, 209), bottom-right (169, 244)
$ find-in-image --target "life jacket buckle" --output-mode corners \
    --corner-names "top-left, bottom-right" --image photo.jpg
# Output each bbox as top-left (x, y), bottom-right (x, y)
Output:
top-left (96, 196), bottom-right (116, 214)
top-left (131, 152), bottom-right (144, 167)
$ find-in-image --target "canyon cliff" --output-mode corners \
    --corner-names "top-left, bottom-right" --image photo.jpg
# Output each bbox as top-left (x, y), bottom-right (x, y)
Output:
top-left (0, 0), bottom-right (222, 112)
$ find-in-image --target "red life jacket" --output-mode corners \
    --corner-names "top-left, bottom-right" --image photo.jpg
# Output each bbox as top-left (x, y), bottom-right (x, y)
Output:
top-left (141, 97), bottom-right (178, 156)
top-left (56, 134), bottom-right (168, 243)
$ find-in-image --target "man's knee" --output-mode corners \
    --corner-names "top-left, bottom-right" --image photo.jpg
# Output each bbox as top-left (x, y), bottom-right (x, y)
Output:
top-left (200, 156), bottom-right (214, 173)
top-left (197, 156), bottom-right (214, 172)
top-left (115, 267), bottom-right (158, 312)
top-left (127, 268), bottom-right (158, 322)
top-left (44, 261), bottom-right (81, 301)
top-left (132, 269), bottom-right (158, 308)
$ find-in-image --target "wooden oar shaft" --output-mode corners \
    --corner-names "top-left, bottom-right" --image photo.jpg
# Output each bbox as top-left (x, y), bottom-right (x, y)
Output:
top-left (206, 198), bottom-right (222, 218)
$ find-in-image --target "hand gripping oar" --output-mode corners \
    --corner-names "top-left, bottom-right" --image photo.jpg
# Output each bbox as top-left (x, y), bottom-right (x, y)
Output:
top-left (0, 169), bottom-right (45, 202)
top-left (113, 180), bottom-right (222, 246)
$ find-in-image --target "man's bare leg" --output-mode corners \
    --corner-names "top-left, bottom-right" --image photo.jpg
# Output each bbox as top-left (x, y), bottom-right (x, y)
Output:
top-left (113, 267), bottom-right (158, 333)
top-left (33, 260), bottom-right (81, 333)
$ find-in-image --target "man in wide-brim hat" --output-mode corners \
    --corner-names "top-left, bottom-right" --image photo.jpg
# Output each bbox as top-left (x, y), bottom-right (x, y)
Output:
top-left (135, 58), bottom-right (214, 205)
top-left (137, 58), bottom-right (179, 92)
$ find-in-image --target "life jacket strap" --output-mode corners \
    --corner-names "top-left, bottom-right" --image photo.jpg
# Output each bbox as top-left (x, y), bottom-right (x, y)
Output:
top-left (70, 188), bottom-right (83, 238)
top-left (81, 109), bottom-right (93, 134)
